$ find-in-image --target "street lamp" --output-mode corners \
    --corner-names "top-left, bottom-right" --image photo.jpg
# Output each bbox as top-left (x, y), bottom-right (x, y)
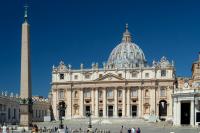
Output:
top-left (86, 111), bottom-right (92, 132)
top-left (57, 101), bottom-right (66, 129)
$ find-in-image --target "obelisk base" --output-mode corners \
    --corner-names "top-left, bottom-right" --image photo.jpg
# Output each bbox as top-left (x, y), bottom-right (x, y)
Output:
top-left (19, 104), bottom-right (32, 131)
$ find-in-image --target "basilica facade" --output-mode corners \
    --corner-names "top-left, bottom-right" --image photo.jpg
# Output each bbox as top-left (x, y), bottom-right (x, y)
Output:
top-left (50, 25), bottom-right (175, 120)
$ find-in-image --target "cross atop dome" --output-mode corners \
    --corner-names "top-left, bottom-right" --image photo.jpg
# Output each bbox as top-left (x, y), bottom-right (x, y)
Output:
top-left (122, 23), bottom-right (132, 42)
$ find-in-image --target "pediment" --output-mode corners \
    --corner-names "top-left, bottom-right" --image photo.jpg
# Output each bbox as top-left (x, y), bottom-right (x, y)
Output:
top-left (94, 73), bottom-right (125, 81)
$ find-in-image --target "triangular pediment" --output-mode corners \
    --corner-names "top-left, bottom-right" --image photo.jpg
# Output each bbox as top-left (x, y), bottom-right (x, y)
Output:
top-left (94, 73), bottom-right (125, 81)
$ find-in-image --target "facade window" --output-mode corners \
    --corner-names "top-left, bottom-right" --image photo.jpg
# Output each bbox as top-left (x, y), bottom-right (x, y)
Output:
top-left (74, 91), bottom-right (78, 98)
top-left (98, 90), bottom-right (103, 98)
top-left (107, 89), bottom-right (113, 98)
top-left (58, 90), bottom-right (64, 99)
top-left (14, 108), bottom-right (16, 119)
top-left (145, 89), bottom-right (149, 97)
top-left (132, 73), bottom-right (137, 78)
top-left (160, 88), bottom-right (166, 97)
top-left (131, 88), bottom-right (138, 97)
top-left (84, 88), bottom-right (91, 98)
top-left (99, 74), bottom-right (103, 78)
top-left (59, 73), bottom-right (64, 80)
top-left (0, 104), bottom-right (2, 111)
top-left (8, 108), bottom-right (11, 120)
top-left (85, 74), bottom-right (90, 79)
top-left (118, 74), bottom-right (122, 77)
top-left (74, 75), bottom-right (78, 79)
top-left (161, 70), bottom-right (166, 77)
top-left (145, 73), bottom-right (149, 78)
top-left (118, 90), bottom-right (122, 98)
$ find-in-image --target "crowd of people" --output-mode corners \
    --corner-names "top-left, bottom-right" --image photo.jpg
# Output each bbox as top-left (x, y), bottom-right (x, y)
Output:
top-left (120, 126), bottom-right (141, 133)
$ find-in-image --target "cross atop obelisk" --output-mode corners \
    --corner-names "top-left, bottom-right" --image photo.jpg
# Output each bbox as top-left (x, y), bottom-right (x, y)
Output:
top-left (20, 2), bottom-right (32, 129)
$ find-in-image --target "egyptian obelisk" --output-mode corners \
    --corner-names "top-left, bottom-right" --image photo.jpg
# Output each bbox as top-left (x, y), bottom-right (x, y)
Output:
top-left (20, 5), bottom-right (32, 128)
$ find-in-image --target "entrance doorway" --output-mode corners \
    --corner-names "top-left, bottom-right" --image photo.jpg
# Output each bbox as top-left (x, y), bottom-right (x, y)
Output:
top-left (132, 105), bottom-right (137, 117)
top-left (58, 101), bottom-right (66, 118)
top-left (118, 109), bottom-right (122, 117)
top-left (108, 105), bottom-right (113, 117)
top-left (99, 109), bottom-right (103, 117)
top-left (181, 102), bottom-right (190, 125)
top-left (85, 106), bottom-right (91, 116)
top-left (159, 100), bottom-right (167, 120)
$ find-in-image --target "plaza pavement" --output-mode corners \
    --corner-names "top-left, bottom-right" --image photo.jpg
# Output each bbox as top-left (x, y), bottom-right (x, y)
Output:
top-left (33, 118), bottom-right (199, 133)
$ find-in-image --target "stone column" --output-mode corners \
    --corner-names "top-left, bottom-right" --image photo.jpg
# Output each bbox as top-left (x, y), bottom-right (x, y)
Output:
top-left (114, 88), bottom-right (118, 117)
top-left (91, 88), bottom-right (95, 115)
top-left (103, 88), bottom-right (107, 118)
top-left (67, 88), bottom-right (72, 118)
top-left (122, 89), bottom-right (126, 117)
top-left (80, 88), bottom-right (84, 117)
top-left (173, 98), bottom-right (177, 125)
top-left (126, 87), bottom-right (130, 117)
top-left (95, 88), bottom-right (99, 117)
top-left (177, 101), bottom-right (181, 126)
top-left (150, 87), bottom-right (156, 115)
top-left (138, 88), bottom-right (142, 117)
top-left (190, 100), bottom-right (194, 126)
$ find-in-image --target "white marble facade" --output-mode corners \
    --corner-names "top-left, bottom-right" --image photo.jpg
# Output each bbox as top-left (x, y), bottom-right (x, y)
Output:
top-left (50, 25), bottom-right (175, 120)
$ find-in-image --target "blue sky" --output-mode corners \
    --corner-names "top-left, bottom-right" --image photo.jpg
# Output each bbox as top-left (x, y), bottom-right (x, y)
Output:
top-left (0, 0), bottom-right (199, 97)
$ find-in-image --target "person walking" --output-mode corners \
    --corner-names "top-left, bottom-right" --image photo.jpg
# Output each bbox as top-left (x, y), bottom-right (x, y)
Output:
top-left (120, 125), bottom-right (123, 133)
top-left (131, 127), bottom-right (135, 133)
top-left (2, 123), bottom-right (7, 133)
top-left (136, 127), bottom-right (141, 133)
top-left (127, 128), bottom-right (131, 133)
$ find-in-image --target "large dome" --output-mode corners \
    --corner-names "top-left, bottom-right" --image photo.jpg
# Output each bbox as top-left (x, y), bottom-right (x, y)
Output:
top-left (107, 24), bottom-right (146, 68)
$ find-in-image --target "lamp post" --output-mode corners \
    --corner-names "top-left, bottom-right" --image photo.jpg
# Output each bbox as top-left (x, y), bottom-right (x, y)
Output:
top-left (57, 102), bottom-right (66, 129)
top-left (86, 111), bottom-right (92, 132)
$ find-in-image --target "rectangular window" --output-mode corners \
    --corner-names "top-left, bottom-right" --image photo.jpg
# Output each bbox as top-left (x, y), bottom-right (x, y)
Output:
top-left (131, 89), bottom-right (138, 97)
top-left (98, 91), bottom-right (103, 98)
top-left (145, 73), bottom-right (149, 78)
top-left (59, 73), bottom-right (64, 80)
top-left (58, 90), bottom-right (64, 99)
top-left (161, 70), bottom-right (166, 77)
top-left (99, 74), bottom-right (103, 78)
top-left (84, 90), bottom-right (91, 98)
top-left (160, 88), bottom-right (166, 97)
top-left (118, 90), bottom-right (122, 98)
top-left (107, 89), bottom-right (113, 98)
top-left (132, 73), bottom-right (137, 78)
top-left (74, 75), bottom-right (78, 79)
top-left (85, 74), bottom-right (90, 79)
top-left (118, 74), bottom-right (122, 77)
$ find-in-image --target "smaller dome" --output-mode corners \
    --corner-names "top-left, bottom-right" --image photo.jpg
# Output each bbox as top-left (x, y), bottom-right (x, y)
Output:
top-left (107, 24), bottom-right (147, 68)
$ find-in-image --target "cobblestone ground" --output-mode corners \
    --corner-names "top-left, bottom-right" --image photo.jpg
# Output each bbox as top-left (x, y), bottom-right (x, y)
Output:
top-left (29, 118), bottom-right (199, 133)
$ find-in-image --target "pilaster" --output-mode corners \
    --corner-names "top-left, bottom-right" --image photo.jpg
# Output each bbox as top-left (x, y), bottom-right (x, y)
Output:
top-left (103, 88), bottom-right (107, 117)
top-left (122, 88), bottom-right (126, 117)
top-left (95, 88), bottom-right (99, 117)
top-left (114, 88), bottom-right (118, 117)
top-left (126, 87), bottom-right (130, 117)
